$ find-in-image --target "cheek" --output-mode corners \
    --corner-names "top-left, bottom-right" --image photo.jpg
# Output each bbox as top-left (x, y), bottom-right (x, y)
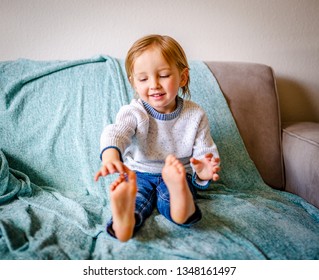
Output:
top-left (134, 83), bottom-right (148, 95)
top-left (166, 80), bottom-right (180, 92)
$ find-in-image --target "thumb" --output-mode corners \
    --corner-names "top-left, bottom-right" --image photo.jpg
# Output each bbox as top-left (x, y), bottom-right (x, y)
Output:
top-left (190, 157), bottom-right (200, 165)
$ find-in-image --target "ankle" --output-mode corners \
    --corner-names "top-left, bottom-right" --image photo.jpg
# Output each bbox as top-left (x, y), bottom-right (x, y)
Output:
top-left (171, 203), bottom-right (196, 225)
top-left (113, 223), bottom-right (135, 242)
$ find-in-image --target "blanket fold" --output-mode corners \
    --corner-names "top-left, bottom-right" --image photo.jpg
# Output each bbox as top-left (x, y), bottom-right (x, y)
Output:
top-left (0, 150), bottom-right (32, 204)
top-left (0, 150), bottom-right (105, 259)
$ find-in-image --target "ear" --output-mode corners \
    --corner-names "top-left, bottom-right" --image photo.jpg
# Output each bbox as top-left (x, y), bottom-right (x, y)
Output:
top-left (129, 76), bottom-right (140, 96)
top-left (129, 76), bottom-right (136, 88)
top-left (179, 68), bottom-right (189, 87)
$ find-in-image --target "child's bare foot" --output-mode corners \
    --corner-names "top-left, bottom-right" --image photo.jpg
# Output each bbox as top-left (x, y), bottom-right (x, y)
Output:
top-left (162, 155), bottom-right (196, 224)
top-left (110, 171), bottom-right (137, 242)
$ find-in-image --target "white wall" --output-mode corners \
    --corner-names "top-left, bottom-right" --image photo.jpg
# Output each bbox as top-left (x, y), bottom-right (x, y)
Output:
top-left (1, 0), bottom-right (319, 122)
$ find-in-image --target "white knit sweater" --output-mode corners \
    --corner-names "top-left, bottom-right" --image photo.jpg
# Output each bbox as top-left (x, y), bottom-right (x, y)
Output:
top-left (100, 97), bottom-right (219, 179)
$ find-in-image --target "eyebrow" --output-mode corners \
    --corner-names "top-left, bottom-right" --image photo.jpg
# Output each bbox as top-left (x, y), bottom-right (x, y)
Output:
top-left (134, 67), bottom-right (172, 76)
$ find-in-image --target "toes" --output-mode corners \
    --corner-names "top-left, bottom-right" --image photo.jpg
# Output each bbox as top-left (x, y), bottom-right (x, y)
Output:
top-left (165, 154), bottom-right (176, 165)
top-left (110, 174), bottom-right (126, 191)
top-left (176, 163), bottom-right (184, 174)
top-left (165, 155), bottom-right (185, 174)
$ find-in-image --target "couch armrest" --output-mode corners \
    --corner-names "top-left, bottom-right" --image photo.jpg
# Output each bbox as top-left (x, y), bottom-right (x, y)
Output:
top-left (282, 122), bottom-right (319, 208)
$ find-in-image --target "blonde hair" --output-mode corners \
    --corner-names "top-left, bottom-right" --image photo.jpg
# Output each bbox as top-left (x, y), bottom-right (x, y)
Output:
top-left (125, 34), bottom-right (190, 97)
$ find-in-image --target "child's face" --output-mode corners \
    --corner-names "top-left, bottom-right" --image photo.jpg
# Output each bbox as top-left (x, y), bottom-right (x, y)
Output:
top-left (131, 46), bottom-right (188, 114)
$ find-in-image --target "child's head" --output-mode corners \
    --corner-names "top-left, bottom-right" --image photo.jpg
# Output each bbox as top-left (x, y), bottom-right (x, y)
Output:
top-left (125, 34), bottom-right (190, 97)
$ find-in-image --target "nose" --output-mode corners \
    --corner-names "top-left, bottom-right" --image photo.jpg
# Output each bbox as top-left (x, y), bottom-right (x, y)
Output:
top-left (150, 77), bottom-right (161, 90)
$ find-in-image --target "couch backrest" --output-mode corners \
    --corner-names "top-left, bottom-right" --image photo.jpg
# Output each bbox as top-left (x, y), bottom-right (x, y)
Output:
top-left (206, 62), bottom-right (284, 190)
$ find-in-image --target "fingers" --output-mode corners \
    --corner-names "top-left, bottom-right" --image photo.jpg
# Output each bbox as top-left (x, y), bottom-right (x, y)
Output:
top-left (103, 161), bottom-right (127, 175)
top-left (204, 164), bottom-right (220, 181)
top-left (205, 153), bottom-right (213, 159)
top-left (212, 173), bottom-right (220, 181)
top-left (192, 154), bottom-right (221, 182)
top-left (213, 165), bottom-right (221, 173)
top-left (213, 157), bottom-right (220, 164)
top-left (190, 157), bottom-right (200, 165)
top-left (122, 164), bottom-right (133, 174)
top-left (104, 161), bottom-right (125, 175)
top-left (205, 154), bottom-right (220, 164)
top-left (94, 164), bottom-right (109, 181)
top-left (94, 170), bottom-right (102, 182)
top-left (211, 163), bottom-right (221, 181)
top-left (193, 154), bottom-right (220, 164)
top-left (94, 162), bottom-right (131, 182)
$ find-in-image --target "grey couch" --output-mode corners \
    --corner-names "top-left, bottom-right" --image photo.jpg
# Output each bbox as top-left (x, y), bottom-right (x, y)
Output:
top-left (207, 62), bottom-right (319, 209)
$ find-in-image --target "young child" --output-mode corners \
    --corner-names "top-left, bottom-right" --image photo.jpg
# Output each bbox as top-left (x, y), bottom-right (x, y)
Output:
top-left (95, 34), bottom-right (220, 242)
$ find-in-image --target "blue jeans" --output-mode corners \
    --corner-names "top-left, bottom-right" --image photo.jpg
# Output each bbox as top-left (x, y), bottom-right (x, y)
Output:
top-left (106, 172), bottom-right (202, 238)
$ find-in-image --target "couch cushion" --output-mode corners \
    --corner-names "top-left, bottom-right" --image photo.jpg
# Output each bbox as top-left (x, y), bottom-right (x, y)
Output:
top-left (282, 122), bottom-right (319, 208)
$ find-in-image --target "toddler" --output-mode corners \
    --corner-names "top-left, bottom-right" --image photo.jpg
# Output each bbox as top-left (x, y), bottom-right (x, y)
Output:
top-left (95, 34), bottom-right (220, 242)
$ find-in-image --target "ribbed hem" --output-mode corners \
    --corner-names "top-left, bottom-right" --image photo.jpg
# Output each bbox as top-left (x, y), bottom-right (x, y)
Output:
top-left (192, 173), bottom-right (211, 190)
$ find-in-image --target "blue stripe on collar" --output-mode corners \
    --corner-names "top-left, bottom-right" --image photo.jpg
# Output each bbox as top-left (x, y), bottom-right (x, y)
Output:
top-left (142, 97), bottom-right (183, 121)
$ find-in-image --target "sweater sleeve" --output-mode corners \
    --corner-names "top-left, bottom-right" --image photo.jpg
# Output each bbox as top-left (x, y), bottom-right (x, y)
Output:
top-left (192, 112), bottom-right (219, 160)
top-left (100, 105), bottom-right (137, 158)
top-left (191, 111), bottom-right (220, 189)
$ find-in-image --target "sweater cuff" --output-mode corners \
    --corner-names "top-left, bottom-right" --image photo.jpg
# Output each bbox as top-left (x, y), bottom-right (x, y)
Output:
top-left (192, 173), bottom-right (211, 190)
top-left (100, 146), bottom-right (123, 162)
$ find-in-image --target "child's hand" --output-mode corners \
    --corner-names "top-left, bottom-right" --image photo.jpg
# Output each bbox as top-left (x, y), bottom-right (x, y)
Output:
top-left (94, 148), bottom-right (127, 181)
top-left (190, 153), bottom-right (220, 181)
top-left (94, 160), bottom-right (127, 182)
